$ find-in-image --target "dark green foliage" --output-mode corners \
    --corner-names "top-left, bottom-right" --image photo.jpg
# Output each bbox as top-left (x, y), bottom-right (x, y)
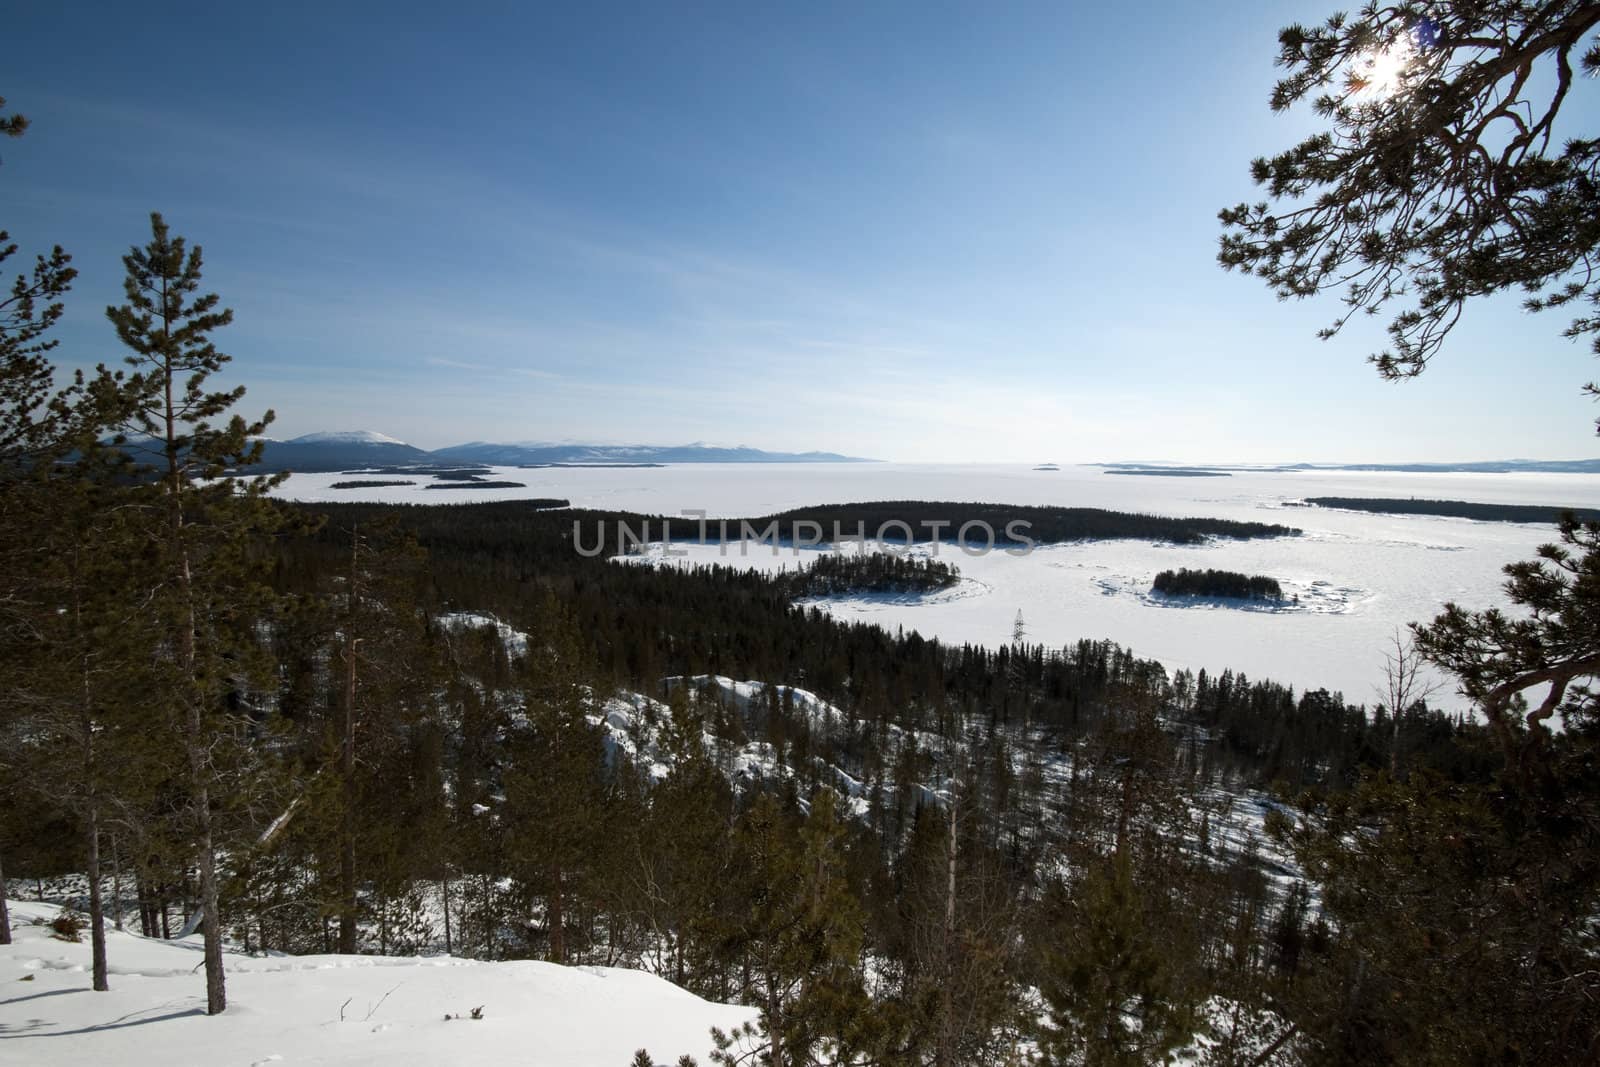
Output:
top-left (631, 1053), bottom-right (699, 1067)
top-left (712, 789), bottom-right (876, 1067)
top-left (1265, 525), bottom-right (1600, 1064)
top-left (0, 95), bottom-right (27, 138)
top-left (1309, 497), bottom-right (1600, 524)
top-left (1276, 770), bottom-right (1600, 1064)
top-left (330, 479), bottom-right (416, 489)
top-left (1039, 857), bottom-right (1196, 1066)
top-left (503, 596), bottom-right (610, 964)
top-left (772, 552), bottom-right (959, 599)
top-left (0, 111), bottom-right (148, 972)
top-left (664, 500), bottom-right (1297, 547)
top-left (1153, 568), bottom-right (1283, 601)
top-left (1413, 515), bottom-right (1600, 778)
top-left (1219, 2), bottom-right (1600, 391)
top-left (620, 746), bottom-right (740, 994)
top-left (106, 211), bottom-right (284, 1015)
top-left (881, 789), bottom-right (1029, 1066)
top-left (339, 466), bottom-right (497, 477)
top-left (428, 469), bottom-right (494, 480)
top-left (0, 237), bottom-right (78, 467)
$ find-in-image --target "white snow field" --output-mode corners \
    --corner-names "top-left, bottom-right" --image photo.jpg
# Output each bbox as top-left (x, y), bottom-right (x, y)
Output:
top-left (0, 900), bottom-right (754, 1066)
top-left (274, 462), bottom-right (1600, 708)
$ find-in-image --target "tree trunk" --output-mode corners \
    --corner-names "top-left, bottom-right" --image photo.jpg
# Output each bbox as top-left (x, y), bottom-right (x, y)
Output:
top-left (1389, 705), bottom-right (1402, 778)
top-left (110, 835), bottom-right (124, 932)
top-left (178, 502), bottom-right (226, 1013)
top-left (136, 873), bottom-right (152, 938)
top-left (77, 572), bottom-right (108, 991)
top-left (87, 807), bottom-right (108, 991)
top-left (549, 865), bottom-right (565, 964)
top-left (158, 278), bottom-right (225, 1014)
top-left (338, 526), bottom-right (360, 955)
top-left (1115, 761), bottom-right (1136, 863)
top-left (937, 791), bottom-right (957, 1067)
top-left (338, 639), bottom-right (357, 953)
top-left (191, 731), bottom-right (226, 1014)
top-left (0, 844), bottom-right (11, 945)
top-left (767, 980), bottom-right (785, 1067)
top-left (441, 877), bottom-right (452, 955)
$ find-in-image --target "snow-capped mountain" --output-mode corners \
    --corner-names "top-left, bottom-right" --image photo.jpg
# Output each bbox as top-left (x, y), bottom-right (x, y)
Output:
top-left (287, 430), bottom-right (412, 447)
top-left (246, 430), bottom-right (432, 472)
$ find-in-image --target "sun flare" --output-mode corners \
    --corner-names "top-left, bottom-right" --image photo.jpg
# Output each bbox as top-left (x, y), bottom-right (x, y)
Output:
top-left (1348, 37), bottom-right (1416, 99)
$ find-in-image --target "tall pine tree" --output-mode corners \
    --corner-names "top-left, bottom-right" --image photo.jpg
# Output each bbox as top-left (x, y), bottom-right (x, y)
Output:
top-left (107, 212), bottom-right (281, 1014)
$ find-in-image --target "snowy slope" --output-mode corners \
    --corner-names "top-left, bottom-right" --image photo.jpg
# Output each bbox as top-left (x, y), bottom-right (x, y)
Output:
top-left (289, 430), bottom-right (412, 447)
top-left (1, 900), bottom-right (754, 1066)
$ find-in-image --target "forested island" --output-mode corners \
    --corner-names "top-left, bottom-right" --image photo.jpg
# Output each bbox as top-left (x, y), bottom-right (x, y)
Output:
top-left (350, 466), bottom-right (494, 477)
top-left (1104, 468), bottom-right (1231, 478)
top-left (772, 552), bottom-right (960, 599)
top-left (430, 468), bottom-right (497, 480)
top-left (1152, 567), bottom-right (1284, 601)
top-left (647, 500), bottom-right (1298, 547)
top-left (1307, 496), bottom-right (1600, 523)
top-left (518, 462), bottom-right (667, 469)
top-left (330, 479), bottom-right (416, 489)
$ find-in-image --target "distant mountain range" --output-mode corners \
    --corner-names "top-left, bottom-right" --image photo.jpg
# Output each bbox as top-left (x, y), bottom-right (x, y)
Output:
top-left (239, 432), bottom-right (873, 472)
top-left (1100, 459), bottom-right (1600, 475)
top-left (1294, 459), bottom-right (1600, 474)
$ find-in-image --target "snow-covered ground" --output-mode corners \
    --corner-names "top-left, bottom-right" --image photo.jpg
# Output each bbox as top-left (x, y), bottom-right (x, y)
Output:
top-left (274, 462), bottom-right (1600, 709)
top-left (0, 900), bottom-right (754, 1066)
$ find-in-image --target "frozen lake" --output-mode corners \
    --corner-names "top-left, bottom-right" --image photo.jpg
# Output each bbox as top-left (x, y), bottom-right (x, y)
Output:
top-left (275, 463), bottom-right (1600, 708)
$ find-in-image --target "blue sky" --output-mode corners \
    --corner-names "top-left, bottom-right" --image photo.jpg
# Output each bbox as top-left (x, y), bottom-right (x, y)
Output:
top-left (6, 1), bottom-right (1598, 462)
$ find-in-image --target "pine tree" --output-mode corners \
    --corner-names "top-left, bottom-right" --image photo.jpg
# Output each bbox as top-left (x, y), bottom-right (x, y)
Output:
top-left (106, 212), bottom-right (281, 1015)
top-left (1413, 516), bottom-right (1600, 782)
top-left (1039, 854), bottom-right (1197, 1067)
top-left (633, 748), bottom-right (738, 993)
top-left (1220, 3), bottom-right (1600, 389)
top-left (14, 446), bottom-right (158, 991)
top-left (714, 789), bottom-right (872, 1067)
top-left (503, 595), bottom-right (608, 964)
top-left (0, 97), bottom-right (141, 961)
top-left (327, 520), bottom-right (438, 954)
top-left (0, 194), bottom-right (76, 951)
top-left (1273, 769), bottom-right (1600, 1064)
